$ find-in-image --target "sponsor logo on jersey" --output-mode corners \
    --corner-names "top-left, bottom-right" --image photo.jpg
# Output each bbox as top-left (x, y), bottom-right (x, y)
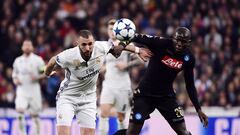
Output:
top-left (77, 69), bottom-right (100, 80)
top-left (161, 56), bottom-right (183, 69)
top-left (96, 57), bottom-right (101, 64)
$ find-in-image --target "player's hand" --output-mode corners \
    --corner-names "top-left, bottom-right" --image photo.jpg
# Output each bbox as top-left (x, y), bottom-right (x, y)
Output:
top-left (197, 110), bottom-right (208, 128)
top-left (115, 62), bottom-right (128, 71)
top-left (138, 48), bottom-right (153, 62)
top-left (14, 79), bottom-right (22, 85)
top-left (49, 71), bottom-right (57, 76)
top-left (31, 75), bottom-right (39, 82)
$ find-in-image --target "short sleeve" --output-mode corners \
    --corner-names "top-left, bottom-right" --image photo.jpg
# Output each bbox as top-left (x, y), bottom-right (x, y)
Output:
top-left (55, 51), bottom-right (68, 68)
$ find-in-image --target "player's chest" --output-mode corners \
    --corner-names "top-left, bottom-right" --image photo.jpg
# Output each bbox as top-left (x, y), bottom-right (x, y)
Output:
top-left (155, 52), bottom-right (190, 72)
top-left (18, 59), bottom-right (38, 73)
top-left (68, 57), bottom-right (103, 78)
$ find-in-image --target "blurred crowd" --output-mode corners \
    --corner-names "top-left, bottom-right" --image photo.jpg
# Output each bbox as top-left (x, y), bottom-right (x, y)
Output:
top-left (0, 0), bottom-right (239, 110)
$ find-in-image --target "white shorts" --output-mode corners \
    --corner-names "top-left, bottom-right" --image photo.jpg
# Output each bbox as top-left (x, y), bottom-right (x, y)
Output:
top-left (100, 88), bottom-right (131, 113)
top-left (15, 87), bottom-right (42, 115)
top-left (56, 92), bottom-right (97, 128)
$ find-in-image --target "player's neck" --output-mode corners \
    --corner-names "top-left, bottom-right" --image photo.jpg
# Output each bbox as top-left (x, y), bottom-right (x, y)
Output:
top-left (23, 53), bottom-right (31, 57)
top-left (81, 54), bottom-right (91, 62)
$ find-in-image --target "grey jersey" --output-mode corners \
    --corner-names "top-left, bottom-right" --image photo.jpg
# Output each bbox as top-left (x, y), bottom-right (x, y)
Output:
top-left (56, 41), bottom-right (112, 97)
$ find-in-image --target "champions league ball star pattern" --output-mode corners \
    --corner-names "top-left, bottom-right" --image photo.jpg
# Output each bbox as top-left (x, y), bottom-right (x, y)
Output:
top-left (113, 18), bottom-right (136, 41)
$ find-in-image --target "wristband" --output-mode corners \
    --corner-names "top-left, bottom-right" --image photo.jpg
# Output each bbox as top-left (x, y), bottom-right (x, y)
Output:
top-left (135, 47), bottom-right (140, 54)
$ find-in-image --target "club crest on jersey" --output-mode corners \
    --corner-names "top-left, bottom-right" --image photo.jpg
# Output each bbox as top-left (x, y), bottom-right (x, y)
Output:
top-left (184, 55), bottom-right (190, 61)
top-left (73, 59), bottom-right (81, 70)
top-left (161, 56), bottom-right (183, 69)
top-left (96, 57), bottom-right (101, 64)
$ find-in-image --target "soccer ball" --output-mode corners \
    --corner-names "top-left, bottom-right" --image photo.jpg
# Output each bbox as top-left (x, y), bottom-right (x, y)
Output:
top-left (113, 18), bottom-right (136, 41)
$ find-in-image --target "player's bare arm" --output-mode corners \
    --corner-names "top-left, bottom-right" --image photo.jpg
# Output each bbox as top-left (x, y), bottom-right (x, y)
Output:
top-left (45, 56), bottom-right (60, 76)
top-left (124, 43), bottom-right (153, 62)
top-left (108, 42), bottom-right (126, 58)
top-left (13, 77), bottom-right (21, 85)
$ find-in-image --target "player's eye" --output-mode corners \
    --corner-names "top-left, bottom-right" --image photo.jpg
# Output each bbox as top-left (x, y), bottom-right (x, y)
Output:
top-left (82, 43), bottom-right (87, 46)
top-left (88, 42), bottom-right (93, 45)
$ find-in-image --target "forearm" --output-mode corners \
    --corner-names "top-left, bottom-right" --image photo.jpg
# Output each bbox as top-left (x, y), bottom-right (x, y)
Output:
top-left (186, 85), bottom-right (201, 112)
top-left (184, 68), bottom-right (201, 112)
top-left (108, 42), bottom-right (126, 58)
top-left (45, 56), bottom-right (57, 76)
top-left (124, 43), bottom-right (140, 54)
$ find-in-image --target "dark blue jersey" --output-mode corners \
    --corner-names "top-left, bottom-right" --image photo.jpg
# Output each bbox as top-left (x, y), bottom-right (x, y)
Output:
top-left (132, 34), bottom-right (201, 111)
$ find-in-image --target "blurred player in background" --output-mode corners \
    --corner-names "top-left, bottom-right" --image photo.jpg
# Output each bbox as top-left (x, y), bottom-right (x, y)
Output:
top-left (12, 40), bottom-right (45, 135)
top-left (115, 27), bottom-right (208, 135)
top-left (44, 30), bottom-right (151, 135)
top-left (98, 19), bottom-right (144, 135)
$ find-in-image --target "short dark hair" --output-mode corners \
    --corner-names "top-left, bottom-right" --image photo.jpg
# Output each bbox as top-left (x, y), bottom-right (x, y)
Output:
top-left (79, 30), bottom-right (93, 38)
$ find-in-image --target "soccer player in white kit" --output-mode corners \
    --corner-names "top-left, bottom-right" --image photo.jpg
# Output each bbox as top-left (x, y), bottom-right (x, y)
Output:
top-left (44, 30), bottom-right (151, 135)
top-left (12, 40), bottom-right (45, 135)
top-left (99, 19), bottom-right (144, 135)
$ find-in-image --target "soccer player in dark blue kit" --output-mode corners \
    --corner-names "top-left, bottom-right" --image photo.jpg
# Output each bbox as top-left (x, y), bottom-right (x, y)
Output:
top-left (114, 27), bottom-right (208, 135)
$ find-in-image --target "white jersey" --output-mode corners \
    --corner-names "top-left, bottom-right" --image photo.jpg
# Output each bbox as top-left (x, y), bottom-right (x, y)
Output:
top-left (102, 47), bottom-right (131, 91)
top-left (12, 53), bottom-right (45, 95)
top-left (56, 41), bottom-right (112, 97)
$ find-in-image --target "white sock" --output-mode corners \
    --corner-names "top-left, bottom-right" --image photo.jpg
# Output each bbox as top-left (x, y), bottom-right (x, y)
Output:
top-left (98, 117), bottom-right (109, 135)
top-left (32, 117), bottom-right (40, 135)
top-left (117, 119), bottom-right (125, 130)
top-left (18, 114), bottom-right (27, 135)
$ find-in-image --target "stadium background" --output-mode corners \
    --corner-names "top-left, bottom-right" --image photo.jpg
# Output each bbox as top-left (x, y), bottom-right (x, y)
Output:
top-left (0, 0), bottom-right (239, 135)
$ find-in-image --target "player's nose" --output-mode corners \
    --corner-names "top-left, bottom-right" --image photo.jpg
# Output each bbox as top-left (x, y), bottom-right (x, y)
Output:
top-left (85, 45), bottom-right (90, 51)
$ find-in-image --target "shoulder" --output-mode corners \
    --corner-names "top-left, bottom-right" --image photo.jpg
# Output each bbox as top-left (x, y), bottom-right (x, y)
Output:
top-left (13, 55), bottom-right (23, 63)
top-left (183, 50), bottom-right (195, 67)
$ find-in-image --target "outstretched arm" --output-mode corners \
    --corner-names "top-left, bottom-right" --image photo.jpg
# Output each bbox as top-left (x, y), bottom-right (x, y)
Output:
top-left (124, 43), bottom-right (153, 62)
top-left (108, 42), bottom-right (127, 58)
top-left (131, 34), bottom-right (170, 53)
